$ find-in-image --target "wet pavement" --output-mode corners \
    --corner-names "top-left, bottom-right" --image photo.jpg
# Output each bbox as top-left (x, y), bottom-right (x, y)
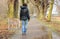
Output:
top-left (9, 18), bottom-right (50, 39)
top-left (0, 18), bottom-right (60, 39)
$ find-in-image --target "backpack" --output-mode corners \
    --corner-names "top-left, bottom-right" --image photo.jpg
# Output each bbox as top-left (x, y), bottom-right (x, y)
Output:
top-left (21, 9), bottom-right (28, 21)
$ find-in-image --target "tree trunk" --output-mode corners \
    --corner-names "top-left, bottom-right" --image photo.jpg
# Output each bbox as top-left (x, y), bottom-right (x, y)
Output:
top-left (14, 0), bottom-right (19, 18)
top-left (22, 0), bottom-right (24, 4)
top-left (8, 0), bottom-right (14, 18)
top-left (39, 0), bottom-right (44, 20)
top-left (39, 6), bottom-right (44, 20)
top-left (47, 0), bottom-right (54, 21)
top-left (25, 0), bottom-right (29, 3)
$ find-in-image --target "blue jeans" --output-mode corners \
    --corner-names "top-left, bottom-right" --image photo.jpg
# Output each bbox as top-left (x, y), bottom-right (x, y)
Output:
top-left (22, 20), bottom-right (28, 33)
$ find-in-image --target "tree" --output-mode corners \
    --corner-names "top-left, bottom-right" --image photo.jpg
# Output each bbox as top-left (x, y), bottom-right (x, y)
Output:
top-left (22, 0), bottom-right (24, 4)
top-left (8, 0), bottom-right (14, 18)
top-left (14, 0), bottom-right (19, 18)
top-left (29, 0), bottom-right (49, 20)
top-left (55, 0), bottom-right (60, 16)
top-left (47, 0), bottom-right (54, 21)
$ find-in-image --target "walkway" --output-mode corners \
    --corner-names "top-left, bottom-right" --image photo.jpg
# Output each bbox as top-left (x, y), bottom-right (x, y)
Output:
top-left (9, 18), bottom-right (60, 39)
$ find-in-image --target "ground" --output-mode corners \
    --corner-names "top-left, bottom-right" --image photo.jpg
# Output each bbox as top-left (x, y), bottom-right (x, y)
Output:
top-left (0, 17), bottom-right (60, 39)
top-left (39, 16), bottom-right (60, 33)
top-left (10, 18), bottom-right (51, 39)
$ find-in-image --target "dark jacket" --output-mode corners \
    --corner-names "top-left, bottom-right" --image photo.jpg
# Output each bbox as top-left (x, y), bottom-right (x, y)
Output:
top-left (20, 6), bottom-right (30, 21)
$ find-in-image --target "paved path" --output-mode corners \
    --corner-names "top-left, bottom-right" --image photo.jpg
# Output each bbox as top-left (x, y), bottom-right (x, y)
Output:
top-left (9, 18), bottom-right (60, 39)
top-left (52, 32), bottom-right (60, 39)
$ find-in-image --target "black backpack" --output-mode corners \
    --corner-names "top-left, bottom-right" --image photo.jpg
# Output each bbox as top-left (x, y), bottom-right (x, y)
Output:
top-left (21, 8), bottom-right (28, 21)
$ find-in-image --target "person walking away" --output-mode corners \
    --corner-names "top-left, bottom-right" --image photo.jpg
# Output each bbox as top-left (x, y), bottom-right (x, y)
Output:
top-left (20, 3), bottom-right (30, 34)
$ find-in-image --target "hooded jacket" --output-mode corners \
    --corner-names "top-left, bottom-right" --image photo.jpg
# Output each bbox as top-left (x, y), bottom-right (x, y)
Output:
top-left (20, 6), bottom-right (30, 21)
